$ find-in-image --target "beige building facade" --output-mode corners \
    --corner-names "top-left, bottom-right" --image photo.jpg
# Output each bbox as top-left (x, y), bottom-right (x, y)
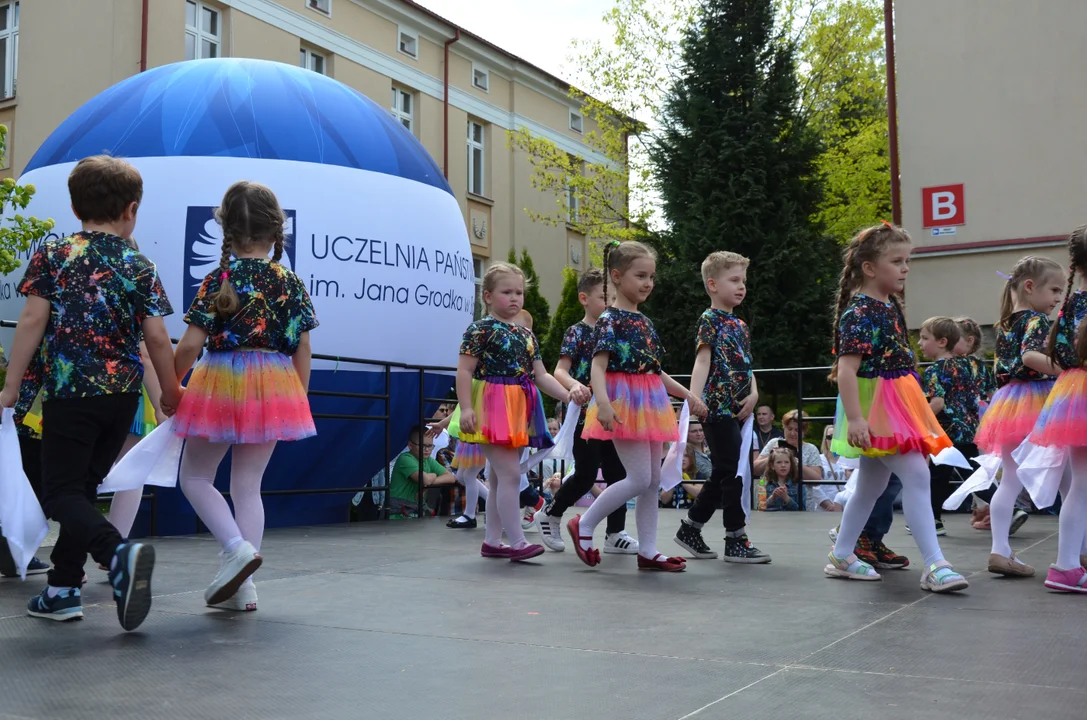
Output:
top-left (894, 0), bottom-right (1085, 331)
top-left (0, 0), bottom-right (606, 309)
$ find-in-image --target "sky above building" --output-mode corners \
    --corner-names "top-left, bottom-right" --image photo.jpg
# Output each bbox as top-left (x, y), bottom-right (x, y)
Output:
top-left (414, 0), bottom-right (614, 82)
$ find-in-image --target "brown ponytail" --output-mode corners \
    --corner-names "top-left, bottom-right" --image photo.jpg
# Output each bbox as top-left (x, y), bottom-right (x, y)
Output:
top-left (997, 255), bottom-right (1063, 331)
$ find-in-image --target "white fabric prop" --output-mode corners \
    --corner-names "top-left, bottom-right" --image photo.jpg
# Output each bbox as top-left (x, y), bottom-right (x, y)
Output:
top-left (1013, 440), bottom-right (1069, 510)
top-left (0, 408), bottom-right (48, 580)
top-left (931, 444), bottom-right (973, 470)
top-left (660, 401), bottom-right (690, 492)
top-left (737, 415), bottom-right (756, 519)
top-left (99, 417), bottom-right (184, 492)
top-left (519, 402), bottom-right (581, 474)
top-left (941, 452), bottom-right (1001, 511)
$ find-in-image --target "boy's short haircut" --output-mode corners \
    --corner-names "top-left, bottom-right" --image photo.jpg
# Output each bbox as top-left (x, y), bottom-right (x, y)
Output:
top-left (921, 316), bottom-right (961, 350)
top-left (781, 409), bottom-right (809, 427)
top-left (578, 268), bottom-right (605, 295)
top-left (701, 251), bottom-right (750, 285)
top-left (68, 155), bottom-right (144, 224)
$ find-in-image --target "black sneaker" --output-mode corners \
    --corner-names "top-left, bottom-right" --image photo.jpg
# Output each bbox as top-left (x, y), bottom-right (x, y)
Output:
top-left (935, 520), bottom-right (947, 536)
top-left (109, 543), bottom-right (155, 632)
top-left (723, 535), bottom-right (771, 564)
top-left (27, 587), bottom-right (83, 622)
top-left (446, 515), bottom-right (477, 529)
top-left (673, 522), bottom-right (718, 559)
top-left (1, 555), bottom-right (49, 578)
top-left (1009, 509), bottom-right (1029, 536)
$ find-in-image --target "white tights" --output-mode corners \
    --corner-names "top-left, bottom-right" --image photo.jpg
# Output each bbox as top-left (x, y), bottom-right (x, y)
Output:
top-left (1056, 449), bottom-right (1087, 570)
top-left (456, 465), bottom-right (489, 519)
top-left (482, 447), bottom-right (527, 549)
top-left (179, 438), bottom-right (277, 553)
top-left (576, 440), bottom-right (661, 560)
top-left (107, 434), bottom-right (144, 539)
top-left (989, 445), bottom-right (1024, 558)
top-left (832, 453), bottom-right (945, 568)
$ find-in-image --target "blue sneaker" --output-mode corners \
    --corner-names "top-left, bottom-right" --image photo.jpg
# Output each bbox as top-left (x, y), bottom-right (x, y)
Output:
top-left (108, 543), bottom-right (156, 631)
top-left (1, 556), bottom-right (50, 578)
top-left (27, 588), bottom-right (83, 621)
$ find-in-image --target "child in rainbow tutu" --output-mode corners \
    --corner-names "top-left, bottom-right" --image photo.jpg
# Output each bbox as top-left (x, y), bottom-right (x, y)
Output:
top-left (823, 223), bottom-right (968, 592)
top-left (173, 181), bottom-right (318, 612)
top-left (974, 256), bottom-right (1064, 577)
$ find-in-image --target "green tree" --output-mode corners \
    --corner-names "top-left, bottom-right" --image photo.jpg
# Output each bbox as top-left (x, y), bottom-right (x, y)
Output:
top-left (541, 266), bottom-right (583, 372)
top-left (0, 125), bottom-right (55, 275)
top-left (508, 247), bottom-right (552, 346)
top-left (647, 0), bottom-right (840, 377)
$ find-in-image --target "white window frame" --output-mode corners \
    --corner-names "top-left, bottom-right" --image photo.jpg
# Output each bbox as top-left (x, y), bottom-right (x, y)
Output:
top-left (398, 28), bottom-right (418, 59)
top-left (0, 1), bottom-right (18, 99)
top-left (391, 86), bottom-right (414, 132)
top-left (467, 120), bottom-right (485, 197)
top-left (300, 47), bottom-right (326, 75)
top-left (472, 65), bottom-right (489, 93)
top-left (306, 0), bottom-right (331, 16)
top-left (185, 1), bottom-right (221, 61)
top-left (473, 258), bottom-right (486, 320)
top-left (566, 183), bottom-right (579, 224)
top-left (569, 111), bottom-right (583, 134)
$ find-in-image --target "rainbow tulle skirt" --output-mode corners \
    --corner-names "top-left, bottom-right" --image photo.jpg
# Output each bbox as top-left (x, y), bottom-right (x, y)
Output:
top-left (1029, 369), bottom-right (1087, 448)
top-left (975, 379), bottom-right (1054, 452)
top-left (831, 371), bottom-right (951, 459)
top-left (129, 385), bottom-right (158, 438)
top-left (582, 372), bottom-right (678, 442)
top-left (451, 439), bottom-right (487, 470)
top-left (174, 350), bottom-right (316, 444)
top-left (450, 376), bottom-right (552, 449)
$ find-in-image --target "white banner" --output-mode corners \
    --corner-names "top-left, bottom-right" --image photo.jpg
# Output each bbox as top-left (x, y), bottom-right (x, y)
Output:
top-left (0, 157), bottom-right (476, 370)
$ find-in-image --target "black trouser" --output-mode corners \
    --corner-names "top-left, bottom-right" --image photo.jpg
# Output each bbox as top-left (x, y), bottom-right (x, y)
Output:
top-left (548, 423), bottom-right (627, 535)
top-left (41, 393), bottom-right (139, 588)
top-left (929, 441), bottom-right (980, 520)
top-left (688, 418), bottom-right (744, 532)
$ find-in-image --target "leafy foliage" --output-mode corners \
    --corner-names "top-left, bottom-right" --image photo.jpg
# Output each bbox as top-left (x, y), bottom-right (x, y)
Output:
top-left (541, 266), bottom-right (584, 372)
top-left (509, 247), bottom-right (552, 346)
top-left (0, 125), bottom-right (55, 275)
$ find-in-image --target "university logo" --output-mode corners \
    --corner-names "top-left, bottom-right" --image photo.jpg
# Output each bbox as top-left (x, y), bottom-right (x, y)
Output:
top-left (183, 206), bottom-right (297, 310)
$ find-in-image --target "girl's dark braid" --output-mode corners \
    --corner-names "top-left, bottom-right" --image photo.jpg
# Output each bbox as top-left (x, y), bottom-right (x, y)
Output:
top-left (602, 241), bottom-right (617, 310)
top-left (828, 244), bottom-right (861, 382)
top-left (1047, 225), bottom-right (1087, 362)
top-left (272, 223), bottom-right (285, 263)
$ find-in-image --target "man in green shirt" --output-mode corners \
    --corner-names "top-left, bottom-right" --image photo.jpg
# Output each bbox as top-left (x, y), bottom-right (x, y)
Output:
top-left (389, 425), bottom-right (456, 516)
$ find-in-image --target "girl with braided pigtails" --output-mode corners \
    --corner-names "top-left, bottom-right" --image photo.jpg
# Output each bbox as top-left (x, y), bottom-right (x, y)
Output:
top-left (824, 223), bottom-right (968, 592)
top-left (174, 181), bottom-right (318, 612)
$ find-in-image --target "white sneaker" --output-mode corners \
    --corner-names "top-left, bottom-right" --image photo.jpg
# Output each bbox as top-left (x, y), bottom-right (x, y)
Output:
top-left (604, 531), bottom-right (639, 555)
top-left (210, 580), bottom-right (258, 611)
top-left (828, 526), bottom-right (839, 543)
top-left (204, 541), bottom-right (262, 606)
top-left (536, 509), bottom-right (565, 552)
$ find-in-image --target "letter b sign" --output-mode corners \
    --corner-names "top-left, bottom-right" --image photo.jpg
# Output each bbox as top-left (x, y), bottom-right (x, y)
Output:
top-left (921, 184), bottom-right (965, 228)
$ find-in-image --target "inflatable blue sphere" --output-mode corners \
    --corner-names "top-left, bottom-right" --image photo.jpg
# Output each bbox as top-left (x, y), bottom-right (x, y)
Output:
top-left (4, 59), bottom-right (474, 532)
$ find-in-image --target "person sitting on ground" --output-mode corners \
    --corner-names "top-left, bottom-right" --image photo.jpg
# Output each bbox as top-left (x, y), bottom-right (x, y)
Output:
top-left (661, 445), bottom-right (703, 508)
top-left (763, 447), bottom-right (800, 511)
top-left (752, 409), bottom-right (823, 481)
top-left (388, 425), bottom-right (457, 517)
top-left (687, 421), bottom-right (713, 479)
top-left (812, 425), bottom-right (846, 512)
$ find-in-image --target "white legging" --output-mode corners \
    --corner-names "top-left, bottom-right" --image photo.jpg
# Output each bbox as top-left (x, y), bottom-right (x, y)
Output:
top-left (107, 434), bottom-right (147, 539)
top-left (832, 452), bottom-right (945, 568)
top-left (456, 465), bottom-right (489, 519)
top-left (482, 447), bottom-right (527, 549)
top-left (179, 438), bottom-right (277, 553)
top-left (576, 440), bottom-right (662, 560)
top-left (989, 444), bottom-right (1025, 558)
top-left (1056, 449), bottom-right (1087, 570)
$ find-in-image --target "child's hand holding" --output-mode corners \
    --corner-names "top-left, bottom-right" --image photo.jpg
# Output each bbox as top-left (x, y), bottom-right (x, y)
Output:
top-left (846, 418), bottom-right (871, 450)
top-left (597, 403), bottom-right (621, 432)
top-left (737, 392), bottom-right (758, 421)
top-left (460, 408), bottom-right (478, 435)
top-left (0, 387), bottom-right (15, 409)
top-left (688, 395), bottom-right (708, 420)
top-left (159, 384), bottom-right (183, 418)
top-left (570, 383), bottom-right (591, 406)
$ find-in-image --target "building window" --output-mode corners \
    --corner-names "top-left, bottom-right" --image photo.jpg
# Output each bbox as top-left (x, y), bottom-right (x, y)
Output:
top-left (0, 1), bottom-right (18, 99)
top-left (472, 66), bottom-right (489, 92)
top-left (300, 48), bottom-right (326, 75)
top-left (391, 87), bottom-right (413, 132)
top-left (566, 183), bottom-right (579, 224)
top-left (467, 121), bottom-right (485, 196)
top-left (185, 1), bottom-right (221, 61)
top-left (0, 123), bottom-right (9, 169)
top-left (398, 29), bottom-right (418, 59)
top-left (569, 111), bottom-right (583, 134)
top-left (473, 257), bottom-right (486, 320)
top-left (306, 0), bottom-right (331, 16)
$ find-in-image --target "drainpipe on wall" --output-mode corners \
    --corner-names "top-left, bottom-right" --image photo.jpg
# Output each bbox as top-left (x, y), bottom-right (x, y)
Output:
top-left (443, 29), bottom-right (461, 179)
top-left (140, 0), bottom-right (150, 72)
top-left (884, 0), bottom-right (901, 225)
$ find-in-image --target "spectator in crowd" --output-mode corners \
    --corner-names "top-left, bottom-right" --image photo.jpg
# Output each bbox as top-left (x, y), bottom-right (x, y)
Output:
top-left (763, 447), bottom-right (800, 511)
top-left (687, 421), bottom-right (713, 479)
top-left (753, 405), bottom-right (783, 453)
top-left (661, 445), bottom-right (703, 508)
top-left (811, 425), bottom-right (846, 512)
top-left (753, 409), bottom-right (823, 482)
top-left (388, 425), bottom-right (456, 516)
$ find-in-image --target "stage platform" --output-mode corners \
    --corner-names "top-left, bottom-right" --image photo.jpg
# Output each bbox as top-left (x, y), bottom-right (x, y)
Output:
top-left (1, 510), bottom-right (1082, 719)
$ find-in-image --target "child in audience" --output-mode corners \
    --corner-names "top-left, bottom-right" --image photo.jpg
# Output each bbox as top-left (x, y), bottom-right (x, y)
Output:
top-left (975, 256), bottom-right (1064, 577)
top-left (763, 447), bottom-right (800, 511)
top-left (824, 223), bottom-right (967, 592)
top-left (568, 241), bottom-right (706, 571)
top-left (174, 181), bottom-right (318, 612)
top-left (673, 251), bottom-right (769, 563)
